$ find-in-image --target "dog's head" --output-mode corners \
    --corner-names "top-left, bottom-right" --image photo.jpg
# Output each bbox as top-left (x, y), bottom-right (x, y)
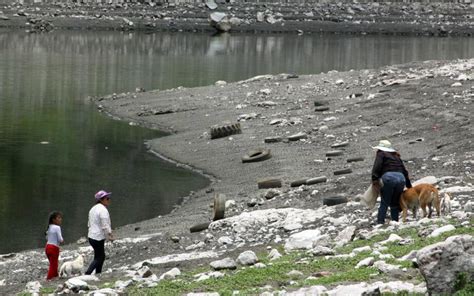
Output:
top-left (74, 254), bottom-right (84, 265)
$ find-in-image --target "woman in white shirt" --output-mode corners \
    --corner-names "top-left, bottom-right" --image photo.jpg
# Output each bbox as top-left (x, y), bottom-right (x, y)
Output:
top-left (85, 190), bottom-right (114, 275)
top-left (45, 211), bottom-right (64, 280)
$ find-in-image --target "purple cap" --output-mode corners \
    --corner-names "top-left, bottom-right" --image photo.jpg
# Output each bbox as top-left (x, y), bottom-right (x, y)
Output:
top-left (95, 190), bottom-right (112, 200)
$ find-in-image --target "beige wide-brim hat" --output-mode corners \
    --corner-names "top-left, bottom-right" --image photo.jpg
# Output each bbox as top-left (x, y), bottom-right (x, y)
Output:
top-left (372, 140), bottom-right (396, 152)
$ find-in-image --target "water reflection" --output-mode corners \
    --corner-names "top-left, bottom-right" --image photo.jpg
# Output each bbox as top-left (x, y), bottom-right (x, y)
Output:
top-left (0, 30), bottom-right (472, 253)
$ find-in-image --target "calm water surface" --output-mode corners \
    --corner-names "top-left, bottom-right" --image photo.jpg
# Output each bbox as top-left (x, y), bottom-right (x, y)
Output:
top-left (0, 30), bottom-right (472, 253)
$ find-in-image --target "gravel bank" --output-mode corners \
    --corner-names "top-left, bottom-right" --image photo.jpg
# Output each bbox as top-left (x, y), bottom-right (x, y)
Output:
top-left (0, 2), bottom-right (472, 35)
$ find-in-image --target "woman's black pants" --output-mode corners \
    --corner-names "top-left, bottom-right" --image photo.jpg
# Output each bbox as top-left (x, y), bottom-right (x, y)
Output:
top-left (85, 238), bottom-right (105, 275)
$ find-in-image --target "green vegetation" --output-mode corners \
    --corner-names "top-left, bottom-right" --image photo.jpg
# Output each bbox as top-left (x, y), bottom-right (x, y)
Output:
top-left (39, 286), bottom-right (56, 294)
top-left (126, 225), bottom-right (473, 295)
top-left (454, 272), bottom-right (474, 295)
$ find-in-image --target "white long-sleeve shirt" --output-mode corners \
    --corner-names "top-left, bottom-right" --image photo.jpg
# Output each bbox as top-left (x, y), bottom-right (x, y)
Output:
top-left (46, 224), bottom-right (63, 246)
top-left (87, 203), bottom-right (112, 241)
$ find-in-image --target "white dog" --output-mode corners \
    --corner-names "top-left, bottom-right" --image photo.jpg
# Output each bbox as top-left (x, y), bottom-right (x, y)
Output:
top-left (440, 192), bottom-right (452, 215)
top-left (59, 254), bottom-right (84, 277)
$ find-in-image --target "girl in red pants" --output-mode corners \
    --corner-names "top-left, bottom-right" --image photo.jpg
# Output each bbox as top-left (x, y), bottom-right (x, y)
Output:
top-left (45, 211), bottom-right (64, 280)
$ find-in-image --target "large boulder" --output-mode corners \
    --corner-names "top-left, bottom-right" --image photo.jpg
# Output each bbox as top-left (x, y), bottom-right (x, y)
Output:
top-left (416, 235), bottom-right (473, 294)
top-left (209, 12), bottom-right (231, 32)
top-left (285, 229), bottom-right (322, 252)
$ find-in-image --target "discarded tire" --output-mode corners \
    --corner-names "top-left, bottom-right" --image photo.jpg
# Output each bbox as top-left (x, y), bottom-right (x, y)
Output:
top-left (288, 132), bottom-right (307, 141)
top-left (323, 195), bottom-right (348, 206)
top-left (290, 179), bottom-right (307, 187)
top-left (314, 101), bottom-right (328, 107)
top-left (334, 168), bottom-right (353, 175)
top-left (258, 178), bottom-right (282, 189)
top-left (189, 222), bottom-right (211, 233)
top-left (347, 157), bottom-right (364, 163)
top-left (315, 106), bottom-right (330, 112)
top-left (264, 136), bottom-right (282, 143)
top-left (242, 148), bottom-right (271, 163)
top-left (306, 176), bottom-right (327, 185)
top-left (213, 193), bottom-right (226, 221)
top-left (326, 150), bottom-right (344, 157)
top-left (331, 141), bottom-right (349, 148)
top-left (210, 123), bottom-right (241, 139)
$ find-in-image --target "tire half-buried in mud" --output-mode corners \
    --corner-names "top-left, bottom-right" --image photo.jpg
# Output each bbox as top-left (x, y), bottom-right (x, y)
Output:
top-left (323, 195), bottom-right (348, 206)
top-left (210, 122), bottom-right (241, 139)
top-left (242, 148), bottom-right (271, 163)
top-left (213, 193), bottom-right (226, 221)
top-left (189, 222), bottom-right (211, 233)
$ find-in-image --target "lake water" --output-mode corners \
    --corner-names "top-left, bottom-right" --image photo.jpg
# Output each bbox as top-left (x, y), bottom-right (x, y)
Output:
top-left (0, 30), bottom-right (472, 253)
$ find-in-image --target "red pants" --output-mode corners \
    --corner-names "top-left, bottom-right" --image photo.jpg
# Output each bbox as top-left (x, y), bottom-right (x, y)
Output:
top-left (45, 244), bottom-right (60, 280)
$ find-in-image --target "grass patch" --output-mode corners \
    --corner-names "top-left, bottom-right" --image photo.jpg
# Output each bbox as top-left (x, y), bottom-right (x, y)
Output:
top-left (128, 252), bottom-right (380, 295)
top-left (128, 225), bottom-right (473, 295)
top-left (339, 225), bottom-right (473, 260)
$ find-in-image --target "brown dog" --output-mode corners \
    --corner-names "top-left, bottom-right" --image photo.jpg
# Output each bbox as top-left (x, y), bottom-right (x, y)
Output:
top-left (400, 183), bottom-right (440, 222)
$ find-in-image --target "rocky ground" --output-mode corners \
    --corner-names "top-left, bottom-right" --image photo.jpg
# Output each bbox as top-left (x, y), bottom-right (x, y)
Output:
top-left (0, 1), bottom-right (473, 35)
top-left (0, 57), bottom-right (473, 295)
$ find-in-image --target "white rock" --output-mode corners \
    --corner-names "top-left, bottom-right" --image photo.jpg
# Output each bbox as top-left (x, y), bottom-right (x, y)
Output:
top-left (87, 288), bottom-right (119, 295)
top-left (210, 208), bottom-right (328, 240)
top-left (334, 226), bottom-right (356, 247)
top-left (71, 275), bottom-right (99, 282)
top-left (355, 257), bottom-right (375, 268)
top-left (379, 254), bottom-right (395, 260)
top-left (452, 211), bottom-right (469, 220)
top-left (25, 281), bottom-right (41, 293)
top-left (327, 282), bottom-right (372, 295)
top-left (417, 217), bottom-right (431, 225)
top-left (217, 236), bottom-right (233, 245)
top-left (268, 248), bottom-right (282, 261)
top-left (114, 280), bottom-right (133, 289)
top-left (287, 270), bottom-right (304, 279)
top-left (237, 250), bottom-right (258, 266)
top-left (442, 186), bottom-right (474, 193)
top-left (326, 215), bottom-right (349, 226)
top-left (65, 278), bottom-right (89, 290)
top-left (210, 257), bottom-right (236, 270)
top-left (285, 285), bottom-right (327, 295)
top-left (133, 251), bottom-right (219, 268)
top-left (160, 267), bottom-right (181, 280)
top-left (374, 261), bottom-right (400, 273)
top-left (285, 229), bottom-right (322, 251)
top-left (353, 246), bottom-right (371, 254)
top-left (428, 224), bottom-right (455, 237)
top-left (310, 246), bottom-right (335, 256)
top-left (254, 263), bottom-right (266, 268)
top-left (225, 200), bottom-right (236, 210)
top-left (215, 80), bottom-right (227, 86)
top-left (335, 79), bottom-right (344, 85)
top-left (412, 176), bottom-right (438, 186)
top-left (380, 234), bottom-right (403, 245)
top-left (375, 281), bottom-right (427, 294)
